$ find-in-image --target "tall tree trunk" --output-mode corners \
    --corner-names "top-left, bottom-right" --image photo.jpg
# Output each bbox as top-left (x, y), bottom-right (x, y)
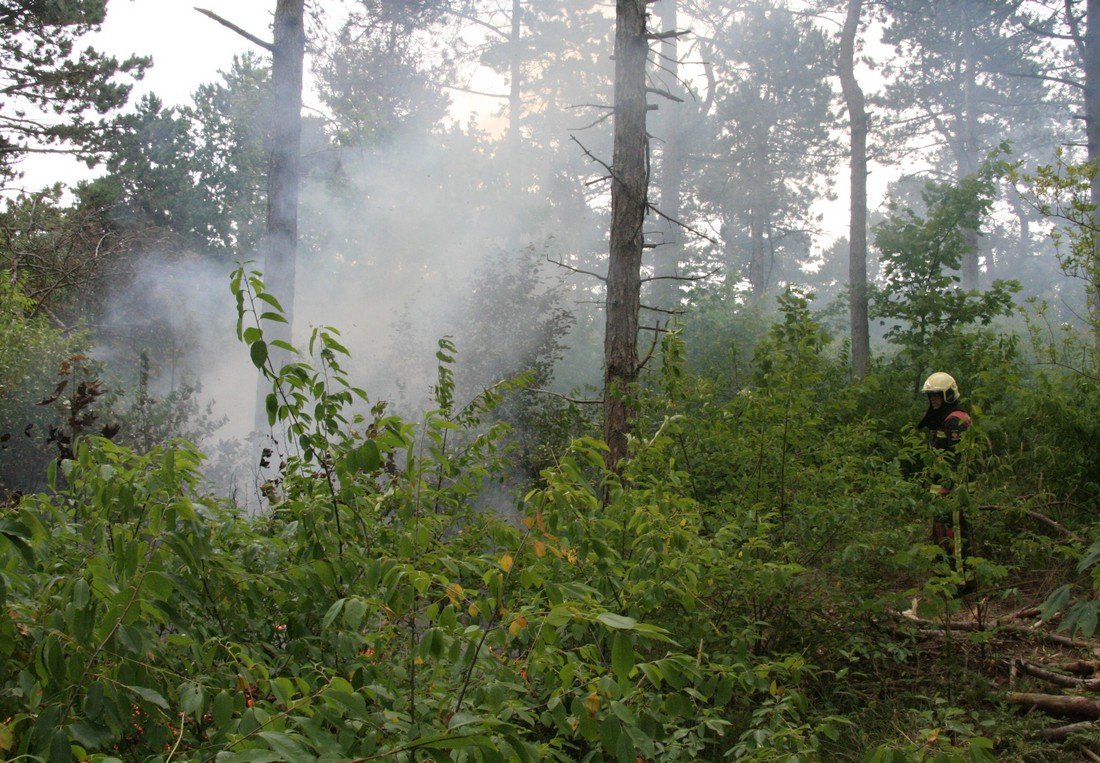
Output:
top-left (604, 0), bottom-right (649, 472)
top-left (652, 0), bottom-right (683, 314)
top-left (508, 0), bottom-right (523, 193)
top-left (748, 201), bottom-right (767, 302)
top-left (959, 7), bottom-right (982, 289)
top-left (840, 0), bottom-right (870, 379)
top-left (255, 0), bottom-right (305, 431)
top-left (1087, 0), bottom-right (1100, 345)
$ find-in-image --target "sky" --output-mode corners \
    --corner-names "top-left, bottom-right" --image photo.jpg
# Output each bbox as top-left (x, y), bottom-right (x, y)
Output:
top-left (19, 0), bottom-right (276, 189)
top-left (99, 0), bottom-right (275, 104)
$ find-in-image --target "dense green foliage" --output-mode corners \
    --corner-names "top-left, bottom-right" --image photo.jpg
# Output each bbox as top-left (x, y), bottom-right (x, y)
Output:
top-left (0, 268), bottom-right (1095, 761)
top-left (0, 1), bottom-right (1098, 760)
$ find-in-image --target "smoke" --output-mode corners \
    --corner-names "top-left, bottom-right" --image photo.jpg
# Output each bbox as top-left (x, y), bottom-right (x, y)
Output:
top-left (93, 116), bottom-right (598, 478)
top-left (95, 252), bottom-right (253, 441)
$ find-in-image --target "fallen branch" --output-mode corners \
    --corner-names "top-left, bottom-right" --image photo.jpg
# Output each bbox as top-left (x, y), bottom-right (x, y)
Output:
top-left (998, 623), bottom-right (1093, 650)
top-left (1024, 509), bottom-right (1080, 541)
top-left (1007, 605), bottom-right (1042, 621)
top-left (1040, 719), bottom-right (1099, 741)
top-left (1060, 661), bottom-right (1100, 676)
top-left (1005, 692), bottom-right (1100, 719)
top-left (1015, 659), bottom-right (1100, 691)
top-left (891, 611), bottom-right (1094, 649)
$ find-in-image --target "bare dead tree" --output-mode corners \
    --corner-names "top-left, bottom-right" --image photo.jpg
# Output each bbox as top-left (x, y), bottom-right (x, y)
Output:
top-left (839, 0), bottom-right (870, 379)
top-left (196, 2), bottom-right (304, 431)
top-left (603, 0), bottom-right (650, 474)
top-left (651, 0), bottom-right (685, 314)
top-left (1087, 0), bottom-right (1100, 344)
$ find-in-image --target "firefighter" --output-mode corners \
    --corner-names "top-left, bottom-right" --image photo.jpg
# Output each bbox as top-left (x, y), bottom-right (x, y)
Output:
top-left (917, 371), bottom-right (973, 592)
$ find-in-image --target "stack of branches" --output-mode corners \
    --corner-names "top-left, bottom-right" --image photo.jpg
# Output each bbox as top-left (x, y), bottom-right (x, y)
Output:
top-left (891, 606), bottom-right (1100, 746)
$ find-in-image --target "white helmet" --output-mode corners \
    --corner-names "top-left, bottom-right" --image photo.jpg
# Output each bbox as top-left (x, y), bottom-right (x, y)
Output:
top-left (921, 372), bottom-right (960, 403)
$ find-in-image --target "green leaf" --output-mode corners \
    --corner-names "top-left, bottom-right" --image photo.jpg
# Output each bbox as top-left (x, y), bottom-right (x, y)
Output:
top-left (343, 598), bottom-right (367, 630)
top-left (1077, 540), bottom-right (1100, 573)
top-left (638, 662), bottom-right (663, 689)
top-left (258, 731), bottom-right (307, 758)
top-left (321, 598), bottom-right (345, 631)
top-left (72, 578), bottom-right (90, 609)
top-left (350, 440), bottom-right (381, 473)
top-left (250, 340), bottom-right (269, 369)
top-left (255, 292), bottom-right (285, 312)
top-left (213, 690), bottom-right (234, 728)
top-left (596, 612), bottom-right (637, 630)
top-left (215, 751), bottom-right (284, 763)
top-left (1039, 584), bottom-right (1072, 620)
top-left (179, 681), bottom-right (204, 715)
top-left (83, 681), bottom-right (104, 720)
top-left (126, 684), bottom-right (169, 710)
top-left (611, 632), bottom-right (633, 682)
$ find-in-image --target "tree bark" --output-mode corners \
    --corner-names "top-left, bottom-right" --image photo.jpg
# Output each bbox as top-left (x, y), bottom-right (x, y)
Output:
top-left (748, 195), bottom-right (768, 303)
top-left (1087, 0), bottom-right (1100, 344)
top-left (508, 0), bottom-right (524, 193)
top-left (1040, 719), bottom-right (1100, 741)
top-left (1005, 692), bottom-right (1100, 719)
top-left (959, 7), bottom-right (982, 290)
top-left (604, 0), bottom-right (649, 472)
top-left (839, 0), bottom-right (870, 380)
top-left (255, 0), bottom-right (305, 431)
top-left (652, 0), bottom-right (683, 314)
top-left (1016, 659), bottom-right (1100, 691)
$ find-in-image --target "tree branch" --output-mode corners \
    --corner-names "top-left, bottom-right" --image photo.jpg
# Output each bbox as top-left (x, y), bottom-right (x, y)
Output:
top-left (194, 7), bottom-right (274, 52)
top-left (528, 388), bottom-right (602, 405)
top-left (547, 255), bottom-right (606, 282)
top-left (641, 267), bottom-right (720, 283)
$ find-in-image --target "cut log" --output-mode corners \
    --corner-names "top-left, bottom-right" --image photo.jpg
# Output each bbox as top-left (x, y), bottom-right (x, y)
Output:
top-left (1039, 719), bottom-right (1098, 742)
top-left (1006, 691), bottom-right (1100, 719)
top-left (1060, 660), bottom-right (1100, 676)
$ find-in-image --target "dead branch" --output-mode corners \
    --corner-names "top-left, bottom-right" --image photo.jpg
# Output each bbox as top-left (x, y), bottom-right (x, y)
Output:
top-left (644, 201), bottom-right (720, 246)
top-left (1040, 719), bottom-right (1100, 741)
top-left (1008, 606), bottom-right (1043, 621)
top-left (1016, 659), bottom-right (1100, 691)
top-left (194, 7), bottom-right (274, 52)
top-left (547, 256), bottom-right (606, 283)
top-left (640, 303), bottom-right (685, 315)
top-left (646, 29), bottom-right (691, 41)
top-left (1060, 661), bottom-right (1100, 676)
top-left (646, 86), bottom-right (685, 103)
top-left (1025, 509), bottom-right (1081, 540)
top-left (998, 623), bottom-right (1093, 650)
top-left (585, 175), bottom-right (613, 187)
top-left (636, 322), bottom-right (664, 372)
top-left (641, 268), bottom-right (719, 284)
top-left (572, 110), bottom-right (615, 131)
top-left (891, 612), bottom-right (1095, 649)
top-left (1005, 692), bottom-right (1100, 719)
top-left (529, 389), bottom-right (602, 406)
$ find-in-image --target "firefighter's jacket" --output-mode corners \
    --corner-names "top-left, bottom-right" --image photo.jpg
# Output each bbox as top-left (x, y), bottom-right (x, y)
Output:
top-left (918, 402), bottom-right (972, 486)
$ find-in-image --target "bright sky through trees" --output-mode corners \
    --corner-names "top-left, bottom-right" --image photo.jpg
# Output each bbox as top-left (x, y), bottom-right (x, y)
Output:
top-left (14, 0), bottom-right (274, 189)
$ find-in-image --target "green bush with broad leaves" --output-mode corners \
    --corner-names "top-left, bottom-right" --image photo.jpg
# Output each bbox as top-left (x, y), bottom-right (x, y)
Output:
top-left (1, 263), bottom-right (1096, 762)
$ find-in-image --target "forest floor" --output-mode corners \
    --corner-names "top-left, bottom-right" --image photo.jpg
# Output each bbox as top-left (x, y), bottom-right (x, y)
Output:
top-left (894, 592), bottom-right (1100, 758)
